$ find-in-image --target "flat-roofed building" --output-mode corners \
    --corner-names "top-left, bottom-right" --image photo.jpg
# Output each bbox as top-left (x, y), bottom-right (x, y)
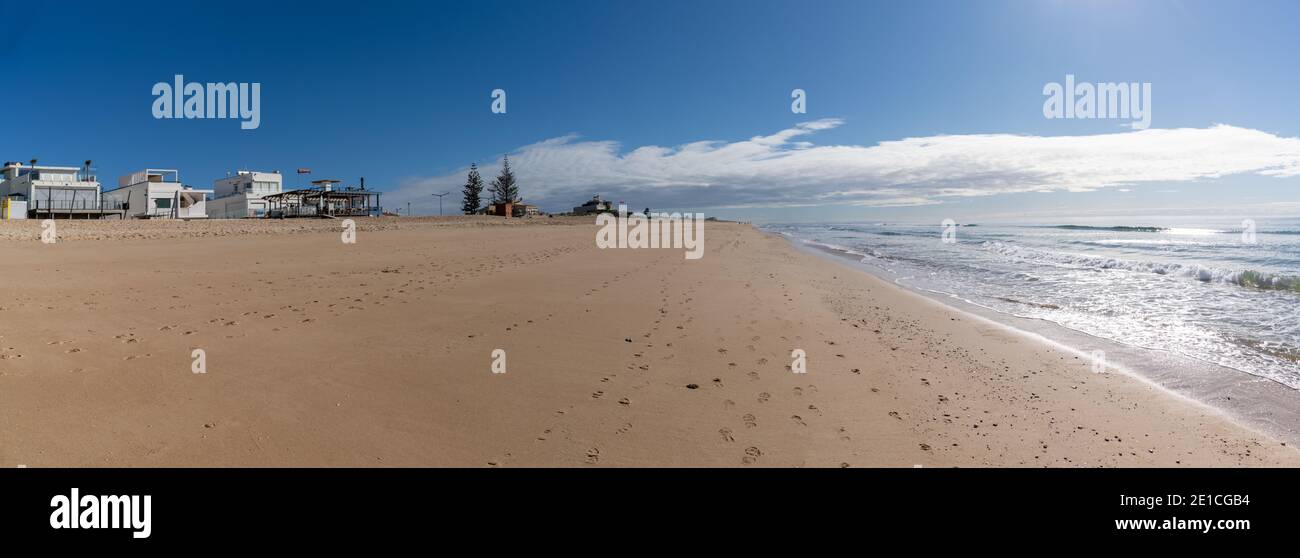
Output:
top-left (0, 160), bottom-right (123, 219)
top-left (103, 169), bottom-right (212, 219)
top-left (207, 170), bottom-right (283, 218)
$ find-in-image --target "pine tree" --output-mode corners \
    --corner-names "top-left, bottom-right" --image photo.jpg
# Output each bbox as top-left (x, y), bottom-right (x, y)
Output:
top-left (489, 155), bottom-right (520, 204)
top-left (461, 163), bottom-right (484, 214)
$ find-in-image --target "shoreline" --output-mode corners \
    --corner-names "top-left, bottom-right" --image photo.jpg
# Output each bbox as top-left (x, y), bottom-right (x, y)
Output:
top-left (779, 230), bottom-right (1300, 449)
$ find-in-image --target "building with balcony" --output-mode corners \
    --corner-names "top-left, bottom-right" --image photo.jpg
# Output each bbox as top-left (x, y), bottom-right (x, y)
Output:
top-left (0, 160), bottom-right (124, 219)
top-left (102, 169), bottom-right (212, 219)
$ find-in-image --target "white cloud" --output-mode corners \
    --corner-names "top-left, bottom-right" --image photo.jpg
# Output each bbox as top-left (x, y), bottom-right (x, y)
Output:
top-left (389, 120), bottom-right (1300, 213)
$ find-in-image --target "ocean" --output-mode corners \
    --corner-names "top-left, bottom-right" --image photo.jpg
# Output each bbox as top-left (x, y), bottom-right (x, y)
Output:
top-left (764, 217), bottom-right (1300, 394)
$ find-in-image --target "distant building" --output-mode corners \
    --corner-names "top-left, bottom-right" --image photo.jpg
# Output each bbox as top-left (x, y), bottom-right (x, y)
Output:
top-left (572, 195), bottom-right (612, 215)
top-left (103, 169), bottom-right (212, 219)
top-left (485, 201), bottom-right (514, 217)
top-left (484, 201), bottom-right (539, 218)
top-left (514, 203), bottom-right (540, 217)
top-left (0, 160), bottom-right (123, 219)
top-left (207, 170), bottom-right (283, 218)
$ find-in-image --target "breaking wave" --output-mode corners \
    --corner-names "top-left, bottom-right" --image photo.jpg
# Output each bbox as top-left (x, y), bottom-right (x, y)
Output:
top-left (1043, 225), bottom-right (1168, 233)
top-left (981, 241), bottom-right (1300, 293)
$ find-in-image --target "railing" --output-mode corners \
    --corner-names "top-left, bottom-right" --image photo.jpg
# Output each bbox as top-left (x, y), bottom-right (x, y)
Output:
top-left (266, 205), bottom-right (383, 218)
top-left (23, 172), bottom-right (97, 183)
top-left (30, 199), bottom-right (126, 212)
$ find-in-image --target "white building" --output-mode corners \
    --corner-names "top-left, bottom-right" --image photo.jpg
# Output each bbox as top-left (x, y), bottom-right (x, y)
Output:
top-left (0, 160), bottom-right (118, 219)
top-left (206, 170), bottom-right (283, 218)
top-left (102, 169), bottom-right (211, 219)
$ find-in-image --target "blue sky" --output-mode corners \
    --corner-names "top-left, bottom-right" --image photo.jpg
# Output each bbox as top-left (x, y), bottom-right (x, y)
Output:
top-left (2, 0), bottom-right (1298, 222)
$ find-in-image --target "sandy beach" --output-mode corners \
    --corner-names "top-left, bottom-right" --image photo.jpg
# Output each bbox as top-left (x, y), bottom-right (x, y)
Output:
top-left (0, 217), bottom-right (1295, 467)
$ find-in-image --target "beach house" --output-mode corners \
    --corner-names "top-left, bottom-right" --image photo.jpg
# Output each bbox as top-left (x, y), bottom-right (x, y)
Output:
top-left (102, 169), bottom-right (212, 219)
top-left (0, 160), bottom-right (124, 219)
top-left (207, 170), bottom-right (283, 218)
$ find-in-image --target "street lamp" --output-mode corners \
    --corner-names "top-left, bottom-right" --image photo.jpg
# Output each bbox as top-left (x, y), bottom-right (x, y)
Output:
top-left (431, 192), bottom-right (450, 216)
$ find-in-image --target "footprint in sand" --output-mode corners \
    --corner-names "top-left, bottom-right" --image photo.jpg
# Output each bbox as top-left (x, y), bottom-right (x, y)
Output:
top-left (743, 414), bottom-right (757, 428)
top-left (719, 427), bottom-right (735, 442)
top-left (758, 392), bottom-right (771, 403)
top-left (791, 415), bottom-right (806, 426)
top-left (742, 447), bottom-right (763, 464)
top-left (585, 448), bottom-right (601, 464)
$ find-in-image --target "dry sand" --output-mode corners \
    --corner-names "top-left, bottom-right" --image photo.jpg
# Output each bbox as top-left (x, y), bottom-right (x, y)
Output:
top-left (0, 217), bottom-right (1296, 467)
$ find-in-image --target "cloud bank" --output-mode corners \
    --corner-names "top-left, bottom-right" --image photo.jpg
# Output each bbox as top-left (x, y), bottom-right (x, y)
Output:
top-left (390, 119), bottom-right (1300, 213)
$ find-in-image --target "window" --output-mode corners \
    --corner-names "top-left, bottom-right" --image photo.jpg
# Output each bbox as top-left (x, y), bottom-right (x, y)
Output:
top-left (155, 198), bottom-right (172, 209)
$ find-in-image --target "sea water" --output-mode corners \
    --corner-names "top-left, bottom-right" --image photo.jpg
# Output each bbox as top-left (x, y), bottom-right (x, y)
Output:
top-left (764, 217), bottom-right (1300, 390)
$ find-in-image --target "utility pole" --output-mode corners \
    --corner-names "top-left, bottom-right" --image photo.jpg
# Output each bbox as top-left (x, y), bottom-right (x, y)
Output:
top-left (407, 201), bottom-right (411, 216)
top-left (431, 192), bottom-right (450, 216)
